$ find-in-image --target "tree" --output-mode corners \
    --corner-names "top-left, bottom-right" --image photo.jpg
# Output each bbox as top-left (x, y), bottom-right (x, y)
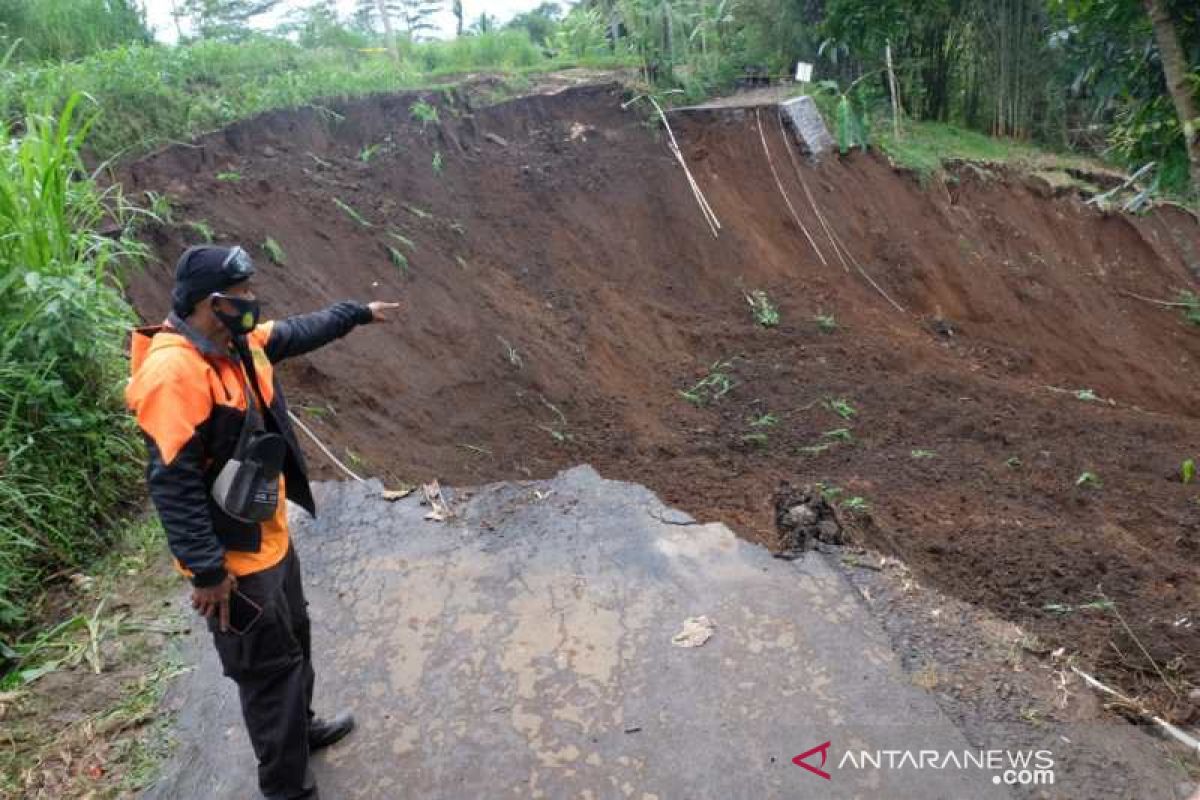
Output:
top-left (1142, 0), bottom-right (1199, 191)
top-left (355, 0), bottom-right (441, 41)
top-left (507, 3), bottom-right (562, 46)
top-left (181, 0), bottom-right (281, 39)
top-left (452, 0), bottom-right (463, 36)
top-left (470, 12), bottom-right (496, 34)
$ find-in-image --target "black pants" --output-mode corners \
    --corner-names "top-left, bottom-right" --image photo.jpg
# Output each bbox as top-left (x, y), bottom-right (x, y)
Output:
top-left (209, 546), bottom-right (317, 800)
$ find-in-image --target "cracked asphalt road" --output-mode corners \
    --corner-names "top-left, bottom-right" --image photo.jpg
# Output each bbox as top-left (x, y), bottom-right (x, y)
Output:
top-left (145, 465), bottom-right (1011, 799)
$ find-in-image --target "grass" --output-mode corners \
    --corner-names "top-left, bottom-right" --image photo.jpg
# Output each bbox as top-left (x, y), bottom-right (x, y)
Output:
top-left (0, 35), bottom-right (635, 166)
top-left (827, 398), bottom-right (857, 420)
top-left (814, 313), bottom-right (838, 334)
top-left (879, 119), bottom-right (1104, 182)
top-left (0, 94), bottom-right (144, 635)
top-left (744, 289), bottom-right (779, 327)
top-left (262, 236), bottom-right (286, 265)
top-left (679, 359), bottom-right (737, 406)
top-left (215, 170), bottom-right (242, 182)
top-left (185, 218), bottom-right (214, 241)
top-left (1180, 291), bottom-right (1200, 326)
top-left (0, 515), bottom-right (184, 798)
top-left (410, 99), bottom-right (439, 126)
top-left (333, 197), bottom-right (372, 227)
top-left (387, 245), bottom-right (409, 274)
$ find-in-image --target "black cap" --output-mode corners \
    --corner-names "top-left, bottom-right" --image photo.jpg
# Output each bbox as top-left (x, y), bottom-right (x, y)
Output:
top-left (170, 245), bottom-right (255, 317)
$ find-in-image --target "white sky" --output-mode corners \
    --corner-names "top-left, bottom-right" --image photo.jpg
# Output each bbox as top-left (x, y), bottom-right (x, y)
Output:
top-left (142, 0), bottom-right (555, 43)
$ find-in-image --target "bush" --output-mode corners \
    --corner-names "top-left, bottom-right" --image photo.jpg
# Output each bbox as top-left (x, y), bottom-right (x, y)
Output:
top-left (0, 95), bottom-right (143, 633)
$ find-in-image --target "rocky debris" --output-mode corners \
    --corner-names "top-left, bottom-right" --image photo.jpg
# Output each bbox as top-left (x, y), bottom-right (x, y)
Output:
top-left (773, 482), bottom-right (842, 559)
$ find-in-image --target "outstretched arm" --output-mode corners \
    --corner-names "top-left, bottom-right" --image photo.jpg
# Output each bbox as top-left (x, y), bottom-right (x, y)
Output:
top-left (262, 300), bottom-right (400, 362)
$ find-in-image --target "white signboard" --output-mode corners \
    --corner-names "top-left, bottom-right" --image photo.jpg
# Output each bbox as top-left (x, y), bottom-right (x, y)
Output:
top-left (795, 61), bottom-right (814, 83)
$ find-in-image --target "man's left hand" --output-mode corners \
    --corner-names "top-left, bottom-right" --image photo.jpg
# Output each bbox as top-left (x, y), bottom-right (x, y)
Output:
top-left (367, 301), bottom-right (401, 322)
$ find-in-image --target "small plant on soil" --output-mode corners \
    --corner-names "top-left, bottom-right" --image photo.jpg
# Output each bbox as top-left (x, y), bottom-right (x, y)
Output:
top-left (1074, 388), bottom-right (1098, 402)
top-left (142, 190), bottom-right (174, 225)
top-left (679, 360), bottom-right (737, 406)
top-left (814, 313), bottom-right (838, 334)
top-left (911, 449), bottom-right (936, 459)
top-left (186, 219), bottom-right (214, 241)
top-left (298, 404), bottom-right (335, 419)
top-left (455, 255), bottom-right (468, 270)
top-left (387, 246), bottom-right (409, 275)
top-left (1182, 459), bottom-right (1195, 484)
top-left (432, 151), bottom-right (444, 174)
top-left (841, 496), bottom-right (870, 513)
top-left (263, 237), bottom-right (286, 265)
top-left (333, 197), bottom-right (372, 227)
top-left (405, 204), bottom-right (432, 220)
top-left (823, 428), bottom-right (853, 442)
top-left (741, 413), bottom-right (778, 446)
top-left (744, 290), bottom-right (779, 327)
top-left (827, 398), bottom-right (857, 420)
top-left (410, 100), bottom-right (439, 127)
top-left (359, 143), bottom-right (383, 163)
top-left (800, 443), bottom-right (832, 455)
top-left (1042, 599), bottom-right (1114, 616)
top-left (1075, 471), bottom-right (1101, 488)
top-left (538, 396), bottom-right (572, 444)
top-left (816, 483), bottom-right (843, 502)
top-left (1005, 456), bottom-right (1023, 469)
top-left (742, 431), bottom-right (769, 446)
top-left (216, 171), bottom-right (242, 182)
top-left (1178, 291), bottom-right (1200, 326)
top-left (498, 336), bottom-right (522, 368)
top-left (388, 230), bottom-right (415, 250)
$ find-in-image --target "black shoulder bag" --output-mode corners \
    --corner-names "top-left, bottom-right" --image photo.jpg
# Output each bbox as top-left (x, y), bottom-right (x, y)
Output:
top-left (210, 342), bottom-right (287, 523)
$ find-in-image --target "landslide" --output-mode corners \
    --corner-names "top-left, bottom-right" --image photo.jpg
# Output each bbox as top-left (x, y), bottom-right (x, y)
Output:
top-left (122, 83), bottom-right (1200, 719)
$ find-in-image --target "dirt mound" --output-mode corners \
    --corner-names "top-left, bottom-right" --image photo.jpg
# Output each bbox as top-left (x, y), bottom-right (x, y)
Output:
top-left (121, 83), bottom-right (1200, 718)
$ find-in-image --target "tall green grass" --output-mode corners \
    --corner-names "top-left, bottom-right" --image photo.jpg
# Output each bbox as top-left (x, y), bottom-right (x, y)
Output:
top-left (0, 0), bottom-right (150, 63)
top-left (0, 94), bottom-right (144, 634)
top-left (0, 34), bottom-right (632, 163)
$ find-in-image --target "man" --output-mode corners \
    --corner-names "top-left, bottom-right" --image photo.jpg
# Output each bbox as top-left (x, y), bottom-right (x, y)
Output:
top-left (126, 245), bottom-right (399, 799)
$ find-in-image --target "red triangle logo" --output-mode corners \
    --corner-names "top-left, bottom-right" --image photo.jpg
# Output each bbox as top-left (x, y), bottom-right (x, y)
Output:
top-left (792, 741), bottom-right (832, 780)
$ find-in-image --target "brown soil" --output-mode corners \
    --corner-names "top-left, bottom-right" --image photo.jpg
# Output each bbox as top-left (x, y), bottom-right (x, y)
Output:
top-left (121, 82), bottom-right (1200, 721)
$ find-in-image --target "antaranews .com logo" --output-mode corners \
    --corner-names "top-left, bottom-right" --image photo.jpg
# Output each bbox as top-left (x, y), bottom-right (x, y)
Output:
top-left (793, 741), bottom-right (1055, 787)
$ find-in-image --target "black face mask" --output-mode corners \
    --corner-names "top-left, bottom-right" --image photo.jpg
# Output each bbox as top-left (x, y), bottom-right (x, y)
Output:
top-left (211, 293), bottom-right (261, 335)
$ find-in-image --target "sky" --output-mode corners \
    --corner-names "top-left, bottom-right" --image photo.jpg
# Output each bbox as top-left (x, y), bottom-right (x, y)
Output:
top-left (142, 0), bottom-right (555, 43)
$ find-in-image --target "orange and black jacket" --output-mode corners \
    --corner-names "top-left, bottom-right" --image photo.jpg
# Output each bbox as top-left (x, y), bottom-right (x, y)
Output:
top-left (126, 302), bottom-right (373, 587)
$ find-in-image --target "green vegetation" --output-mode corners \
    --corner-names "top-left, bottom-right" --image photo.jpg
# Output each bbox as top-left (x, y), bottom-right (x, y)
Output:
top-left (387, 245), bottom-right (409, 274)
top-left (0, 514), bottom-right (183, 797)
top-left (262, 236), bottom-right (286, 265)
top-left (216, 170), bottom-right (242, 182)
top-left (744, 289), bottom-right (779, 327)
top-left (1182, 458), bottom-right (1195, 484)
top-left (432, 150), bottom-right (444, 173)
top-left (1076, 471), bottom-right (1102, 488)
top-left (814, 313), bottom-right (838, 334)
top-left (0, 96), bottom-right (144, 635)
top-left (824, 428), bottom-right (854, 442)
top-left (680, 359), bottom-right (737, 406)
top-left (828, 398), bottom-right (857, 420)
top-left (388, 230), bottom-right (416, 250)
top-left (911, 449), bottom-right (937, 459)
top-left (409, 99), bottom-right (439, 126)
top-left (333, 197), bottom-right (372, 227)
top-left (1180, 291), bottom-right (1200, 326)
top-left (186, 219), bottom-right (214, 241)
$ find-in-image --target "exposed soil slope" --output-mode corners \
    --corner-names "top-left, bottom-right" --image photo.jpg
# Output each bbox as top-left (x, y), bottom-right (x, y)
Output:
top-left (122, 83), bottom-right (1200, 718)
